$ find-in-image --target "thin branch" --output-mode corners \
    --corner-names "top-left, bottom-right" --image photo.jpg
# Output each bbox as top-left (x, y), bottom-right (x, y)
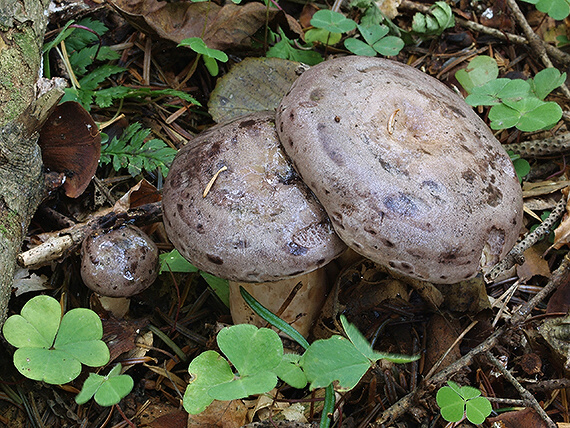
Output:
top-left (372, 326), bottom-right (505, 426)
top-left (485, 351), bottom-right (556, 428)
top-left (510, 252), bottom-right (570, 325)
top-left (505, 0), bottom-right (570, 98)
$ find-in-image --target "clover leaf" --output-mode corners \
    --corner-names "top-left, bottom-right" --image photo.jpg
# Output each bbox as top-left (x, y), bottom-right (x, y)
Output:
top-left (76, 364), bottom-right (134, 406)
top-left (436, 381), bottom-right (492, 424)
top-left (3, 295), bottom-right (110, 385)
top-left (183, 324), bottom-right (283, 414)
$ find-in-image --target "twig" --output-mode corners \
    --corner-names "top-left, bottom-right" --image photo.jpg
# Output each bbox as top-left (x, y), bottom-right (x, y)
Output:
top-left (372, 326), bottom-right (505, 426)
top-left (510, 252), bottom-right (570, 325)
top-left (485, 193), bottom-right (568, 281)
top-left (485, 351), bottom-right (556, 428)
top-left (18, 201), bottom-right (162, 269)
top-left (424, 320), bottom-right (478, 380)
top-left (505, 0), bottom-right (570, 98)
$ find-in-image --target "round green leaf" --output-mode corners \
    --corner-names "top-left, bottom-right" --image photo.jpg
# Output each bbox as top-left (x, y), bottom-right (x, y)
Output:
top-left (54, 308), bottom-right (109, 367)
top-left (3, 295), bottom-right (61, 349)
top-left (465, 396), bottom-right (492, 424)
top-left (184, 350), bottom-right (234, 414)
top-left (516, 101), bottom-right (562, 132)
top-left (535, 0), bottom-right (570, 20)
top-left (274, 353), bottom-right (307, 389)
top-left (458, 385), bottom-right (481, 400)
top-left (358, 24), bottom-right (389, 45)
top-left (300, 335), bottom-right (370, 391)
top-left (372, 36), bottom-right (405, 56)
top-left (344, 38), bottom-right (377, 56)
top-left (305, 29), bottom-right (342, 46)
top-left (13, 348), bottom-right (82, 384)
top-left (310, 10), bottom-right (357, 33)
top-left (489, 104), bottom-right (521, 129)
top-left (455, 56), bottom-right (498, 93)
top-left (217, 325), bottom-right (283, 376)
top-left (94, 375), bottom-right (134, 407)
top-left (436, 386), bottom-right (465, 423)
top-left (76, 372), bottom-right (105, 405)
top-left (208, 371), bottom-right (278, 400)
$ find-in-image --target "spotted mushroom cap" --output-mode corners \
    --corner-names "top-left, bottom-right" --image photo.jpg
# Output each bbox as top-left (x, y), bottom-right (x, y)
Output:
top-left (80, 225), bottom-right (159, 297)
top-left (276, 56), bottom-right (523, 284)
top-left (162, 111), bottom-right (346, 282)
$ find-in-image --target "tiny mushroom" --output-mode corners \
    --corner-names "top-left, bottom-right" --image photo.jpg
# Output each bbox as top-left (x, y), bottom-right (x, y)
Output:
top-left (162, 111), bottom-right (347, 336)
top-left (276, 56), bottom-right (523, 284)
top-left (81, 225), bottom-right (159, 299)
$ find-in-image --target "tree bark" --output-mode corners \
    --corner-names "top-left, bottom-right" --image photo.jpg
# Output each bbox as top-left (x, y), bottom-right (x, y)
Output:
top-left (0, 0), bottom-right (60, 323)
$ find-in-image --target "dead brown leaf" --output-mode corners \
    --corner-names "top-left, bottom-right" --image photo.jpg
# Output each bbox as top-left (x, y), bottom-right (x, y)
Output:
top-left (108, 0), bottom-right (302, 51)
top-left (423, 314), bottom-right (461, 375)
top-left (187, 400), bottom-right (248, 428)
top-left (516, 245), bottom-right (551, 281)
top-left (487, 408), bottom-right (549, 428)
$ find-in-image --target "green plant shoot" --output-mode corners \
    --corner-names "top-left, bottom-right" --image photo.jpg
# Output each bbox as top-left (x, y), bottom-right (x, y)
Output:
top-left (436, 381), bottom-right (492, 424)
top-left (76, 364), bottom-right (134, 406)
top-left (411, 1), bottom-right (455, 36)
top-left (178, 37), bottom-right (228, 76)
top-left (3, 295), bottom-right (110, 385)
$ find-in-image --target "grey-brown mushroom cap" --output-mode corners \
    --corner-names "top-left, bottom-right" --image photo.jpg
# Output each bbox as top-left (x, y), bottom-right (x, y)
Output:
top-left (276, 56), bottom-right (523, 284)
top-left (162, 111), bottom-right (347, 282)
top-left (80, 225), bottom-right (159, 297)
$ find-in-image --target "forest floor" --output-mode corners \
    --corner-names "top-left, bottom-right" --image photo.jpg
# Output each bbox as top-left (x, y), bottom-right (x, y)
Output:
top-left (1, 0), bottom-right (570, 426)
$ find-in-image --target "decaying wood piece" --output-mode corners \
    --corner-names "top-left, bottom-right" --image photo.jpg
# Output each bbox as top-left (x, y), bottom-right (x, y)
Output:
top-left (0, 0), bottom-right (59, 324)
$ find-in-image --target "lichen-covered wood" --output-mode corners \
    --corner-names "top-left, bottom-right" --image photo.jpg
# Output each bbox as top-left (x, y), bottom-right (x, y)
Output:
top-left (0, 0), bottom-right (53, 323)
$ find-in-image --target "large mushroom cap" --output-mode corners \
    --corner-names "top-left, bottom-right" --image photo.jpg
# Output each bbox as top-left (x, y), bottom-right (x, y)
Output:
top-left (162, 111), bottom-right (346, 282)
top-left (276, 56), bottom-right (523, 284)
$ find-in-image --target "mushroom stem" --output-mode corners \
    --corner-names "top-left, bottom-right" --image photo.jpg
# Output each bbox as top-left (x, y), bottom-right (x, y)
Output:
top-left (229, 267), bottom-right (329, 338)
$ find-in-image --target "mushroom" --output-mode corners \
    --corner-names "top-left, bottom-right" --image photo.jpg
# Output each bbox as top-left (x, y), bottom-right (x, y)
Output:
top-left (276, 56), bottom-right (523, 284)
top-left (81, 225), bottom-right (159, 303)
top-left (162, 111), bottom-right (347, 335)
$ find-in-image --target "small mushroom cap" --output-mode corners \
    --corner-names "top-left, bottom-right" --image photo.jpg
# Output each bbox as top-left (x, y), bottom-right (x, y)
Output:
top-left (81, 225), bottom-right (159, 297)
top-left (276, 56), bottom-right (523, 284)
top-left (162, 111), bottom-right (346, 282)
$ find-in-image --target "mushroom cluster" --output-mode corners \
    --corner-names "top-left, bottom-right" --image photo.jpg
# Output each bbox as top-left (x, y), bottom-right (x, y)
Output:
top-left (162, 56), bottom-right (523, 331)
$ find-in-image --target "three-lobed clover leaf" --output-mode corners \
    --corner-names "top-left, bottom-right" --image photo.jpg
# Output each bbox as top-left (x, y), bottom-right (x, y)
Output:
top-left (459, 57), bottom-right (565, 132)
top-left (436, 381), bottom-right (492, 424)
top-left (344, 24), bottom-right (404, 57)
top-left (75, 364), bottom-right (134, 407)
top-left (3, 295), bottom-right (110, 385)
top-left (183, 324), bottom-right (285, 414)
